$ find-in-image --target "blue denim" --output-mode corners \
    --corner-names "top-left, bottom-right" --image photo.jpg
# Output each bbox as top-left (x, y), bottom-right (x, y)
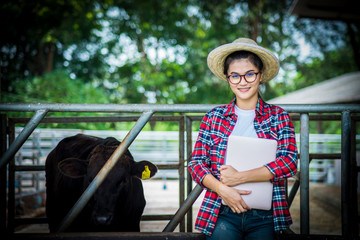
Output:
top-left (206, 205), bottom-right (275, 240)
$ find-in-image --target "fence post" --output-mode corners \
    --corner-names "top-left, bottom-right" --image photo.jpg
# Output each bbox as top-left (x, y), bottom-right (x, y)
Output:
top-left (0, 114), bottom-right (7, 234)
top-left (178, 116), bottom-right (185, 232)
top-left (186, 116), bottom-right (193, 232)
top-left (341, 111), bottom-right (352, 238)
top-left (300, 113), bottom-right (310, 235)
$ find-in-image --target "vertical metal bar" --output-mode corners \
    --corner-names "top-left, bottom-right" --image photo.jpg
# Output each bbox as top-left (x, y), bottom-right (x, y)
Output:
top-left (186, 116), bottom-right (193, 232)
top-left (300, 113), bottom-right (310, 235)
top-left (350, 115), bottom-right (358, 237)
top-left (7, 120), bottom-right (15, 233)
top-left (0, 110), bottom-right (48, 169)
top-left (163, 184), bottom-right (203, 232)
top-left (341, 111), bottom-right (351, 237)
top-left (178, 116), bottom-right (185, 232)
top-left (0, 114), bottom-right (7, 233)
top-left (56, 111), bottom-right (154, 232)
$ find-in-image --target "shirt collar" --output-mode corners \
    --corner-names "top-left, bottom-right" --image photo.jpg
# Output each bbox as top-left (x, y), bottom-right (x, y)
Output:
top-left (223, 97), bottom-right (265, 117)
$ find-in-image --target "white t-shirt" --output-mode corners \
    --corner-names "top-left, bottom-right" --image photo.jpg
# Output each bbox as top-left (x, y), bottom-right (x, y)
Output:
top-left (231, 105), bottom-right (258, 138)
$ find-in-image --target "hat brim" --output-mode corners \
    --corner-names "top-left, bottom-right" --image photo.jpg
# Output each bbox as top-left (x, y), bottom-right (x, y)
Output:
top-left (207, 42), bottom-right (279, 83)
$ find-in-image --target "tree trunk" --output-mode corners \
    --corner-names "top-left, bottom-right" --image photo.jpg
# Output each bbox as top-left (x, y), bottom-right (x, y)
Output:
top-left (347, 22), bottom-right (360, 70)
top-left (45, 43), bottom-right (54, 73)
top-left (248, 0), bottom-right (262, 41)
top-left (35, 43), bottom-right (44, 76)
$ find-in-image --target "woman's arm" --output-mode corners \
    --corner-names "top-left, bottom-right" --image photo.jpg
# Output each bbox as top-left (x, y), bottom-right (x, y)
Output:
top-left (265, 112), bottom-right (298, 183)
top-left (220, 165), bottom-right (273, 186)
top-left (202, 173), bottom-right (252, 213)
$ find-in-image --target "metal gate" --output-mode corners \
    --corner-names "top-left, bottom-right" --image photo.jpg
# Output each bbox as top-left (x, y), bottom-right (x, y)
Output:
top-left (1, 103), bottom-right (359, 240)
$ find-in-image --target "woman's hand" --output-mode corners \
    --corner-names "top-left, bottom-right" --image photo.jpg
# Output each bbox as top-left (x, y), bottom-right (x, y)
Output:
top-left (220, 165), bottom-right (242, 186)
top-left (217, 183), bottom-right (252, 213)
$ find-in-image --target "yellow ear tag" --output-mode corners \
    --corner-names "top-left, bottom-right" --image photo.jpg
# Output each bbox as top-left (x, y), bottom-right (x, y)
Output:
top-left (142, 165), bottom-right (151, 179)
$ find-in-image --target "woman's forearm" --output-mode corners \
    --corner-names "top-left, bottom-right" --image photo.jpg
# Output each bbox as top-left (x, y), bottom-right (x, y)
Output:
top-left (220, 165), bottom-right (274, 186)
top-left (202, 174), bottom-right (221, 193)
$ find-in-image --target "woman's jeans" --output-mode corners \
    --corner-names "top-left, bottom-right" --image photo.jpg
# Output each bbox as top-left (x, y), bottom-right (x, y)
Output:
top-left (206, 205), bottom-right (275, 240)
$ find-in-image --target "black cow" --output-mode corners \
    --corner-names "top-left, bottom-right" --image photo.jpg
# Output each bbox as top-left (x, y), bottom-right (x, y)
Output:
top-left (45, 134), bottom-right (157, 232)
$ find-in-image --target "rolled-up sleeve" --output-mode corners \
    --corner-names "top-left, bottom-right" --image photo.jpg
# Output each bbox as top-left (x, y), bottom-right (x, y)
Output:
top-left (188, 112), bottom-right (214, 187)
top-left (265, 112), bottom-right (298, 183)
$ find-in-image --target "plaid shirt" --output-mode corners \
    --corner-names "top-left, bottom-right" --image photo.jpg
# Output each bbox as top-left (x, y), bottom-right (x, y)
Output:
top-left (188, 97), bottom-right (298, 236)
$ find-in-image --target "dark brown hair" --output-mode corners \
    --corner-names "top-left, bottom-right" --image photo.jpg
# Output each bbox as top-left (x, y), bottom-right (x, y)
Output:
top-left (223, 51), bottom-right (263, 75)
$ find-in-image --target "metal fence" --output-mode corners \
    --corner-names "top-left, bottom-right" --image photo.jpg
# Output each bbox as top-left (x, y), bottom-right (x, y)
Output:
top-left (1, 103), bottom-right (360, 240)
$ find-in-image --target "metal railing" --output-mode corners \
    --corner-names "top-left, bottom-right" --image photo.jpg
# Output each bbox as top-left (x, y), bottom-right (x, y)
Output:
top-left (1, 103), bottom-right (360, 239)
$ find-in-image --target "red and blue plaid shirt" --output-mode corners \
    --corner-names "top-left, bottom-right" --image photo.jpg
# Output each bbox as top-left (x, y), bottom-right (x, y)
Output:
top-left (188, 97), bottom-right (298, 236)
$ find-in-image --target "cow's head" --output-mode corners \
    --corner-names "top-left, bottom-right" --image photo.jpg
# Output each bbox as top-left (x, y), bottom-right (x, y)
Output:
top-left (58, 143), bottom-right (157, 229)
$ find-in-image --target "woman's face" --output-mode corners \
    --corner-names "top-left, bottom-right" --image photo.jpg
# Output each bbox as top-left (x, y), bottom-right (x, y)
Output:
top-left (227, 58), bottom-right (262, 110)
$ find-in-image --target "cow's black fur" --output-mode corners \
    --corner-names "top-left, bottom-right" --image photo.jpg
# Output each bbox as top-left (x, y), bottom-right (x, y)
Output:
top-left (45, 134), bottom-right (157, 232)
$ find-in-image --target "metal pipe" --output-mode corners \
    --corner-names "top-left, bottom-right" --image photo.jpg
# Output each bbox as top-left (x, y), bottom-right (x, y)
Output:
top-left (0, 103), bottom-right (218, 113)
top-left (10, 115), bottom-right (184, 124)
top-left (178, 117), bottom-right (185, 232)
top-left (55, 111), bottom-right (154, 232)
top-left (341, 111), bottom-right (351, 237)
top-left (1, 103), bottom-right (360, 113)
top-left (350, 117), bottom-right (359, 237)
top-left (287, 178), bottom-right (300, 207)
top-left (163, 184), bottom-right (203, 232)
top-left (300, 113), bottom-right (310, 235)
top-left (0, 110), bottom-right (48, 170)
top-left (7, 120), bottom-right (16, 232)
top-left (0, 114), bottom-right (7, 234)
top-left (186, 116), bottom-right (193, 232)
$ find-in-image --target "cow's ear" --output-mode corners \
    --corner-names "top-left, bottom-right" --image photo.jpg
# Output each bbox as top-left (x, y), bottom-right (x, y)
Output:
top-left (58, 158), bottom-right (87, 178)
top-left (131, 161), bottom-right (157, 180)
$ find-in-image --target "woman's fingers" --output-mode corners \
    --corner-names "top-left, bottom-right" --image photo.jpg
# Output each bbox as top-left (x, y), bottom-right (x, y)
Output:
top-left (232, 204), bottom-right (246, 213)
top-left (238, 190), bottom-right (252, 195)
top-left (237, 189), bottom-right (252, 210)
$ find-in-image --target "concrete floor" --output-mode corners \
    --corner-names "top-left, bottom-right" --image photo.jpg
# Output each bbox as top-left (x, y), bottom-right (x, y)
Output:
top-left (15, 180), bottom-right (345, 235)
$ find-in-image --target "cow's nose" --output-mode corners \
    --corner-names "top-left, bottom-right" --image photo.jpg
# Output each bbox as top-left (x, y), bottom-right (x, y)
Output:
top-left (95, 215), bottom-right (112, 225)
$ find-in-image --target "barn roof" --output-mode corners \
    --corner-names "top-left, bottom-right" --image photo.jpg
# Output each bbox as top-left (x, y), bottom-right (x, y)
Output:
top-left (268, 72), bottom-right (360, 104)
top-left (290, 0), bottom-right (360, 23)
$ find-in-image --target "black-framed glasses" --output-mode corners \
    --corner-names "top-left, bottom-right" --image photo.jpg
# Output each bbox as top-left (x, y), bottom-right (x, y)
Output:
top-left (226, 72), bottom-right (261, 84)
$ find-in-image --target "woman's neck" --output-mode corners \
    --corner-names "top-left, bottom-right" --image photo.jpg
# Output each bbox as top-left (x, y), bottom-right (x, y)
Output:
top-left (235, 95), bottom-right (258, 110)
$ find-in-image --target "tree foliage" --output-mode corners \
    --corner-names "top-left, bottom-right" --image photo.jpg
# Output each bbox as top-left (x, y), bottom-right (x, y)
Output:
top-left (1, 0), bottom-right (358, 107)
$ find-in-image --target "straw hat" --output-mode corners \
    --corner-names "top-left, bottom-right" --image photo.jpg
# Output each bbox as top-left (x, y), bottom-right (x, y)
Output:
top-left (207, 38), bottom-right (279, 83)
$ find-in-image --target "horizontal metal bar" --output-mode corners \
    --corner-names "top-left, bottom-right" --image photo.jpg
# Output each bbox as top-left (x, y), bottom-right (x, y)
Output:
top-left (14, 166), bottom-right (45, 171)
top-left (1, 103), bottom-right (360, 113)
top-left (13, 163), bottom-right (180, 172)
top-left (156, 164), bottom-right (180, 170)
top-left (297, 153), bottom-right (342, 160)
top-left (0, 103), bottom-right (217, 113)
top-left (141, 215), bottom-right (174, 221)
top-left (290, 114), bottom-right (342, 121)
top-left (10, 232), bottom-right (207, 240)
top-left (14, 215), bottom-right (178, 225)
top-left (14, 217), bottom-right (47, 225)
top-left (9, 115), bottom-right (185, 124)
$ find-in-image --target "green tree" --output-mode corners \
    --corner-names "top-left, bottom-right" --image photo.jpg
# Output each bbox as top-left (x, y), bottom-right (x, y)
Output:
top-left (0, 0), bottom-right (103, 97)
top-left (1, 0), bottom-right (356, 106)
top-left (2, 71), bottom-right (114, 129)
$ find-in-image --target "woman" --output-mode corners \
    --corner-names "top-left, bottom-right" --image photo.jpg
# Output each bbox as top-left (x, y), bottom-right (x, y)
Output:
top-left (188, 38), bottom-right (298, 239)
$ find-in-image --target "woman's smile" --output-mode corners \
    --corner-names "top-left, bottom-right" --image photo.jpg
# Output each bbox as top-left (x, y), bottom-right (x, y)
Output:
top-left (238, 87), bottom-right (251, 92)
